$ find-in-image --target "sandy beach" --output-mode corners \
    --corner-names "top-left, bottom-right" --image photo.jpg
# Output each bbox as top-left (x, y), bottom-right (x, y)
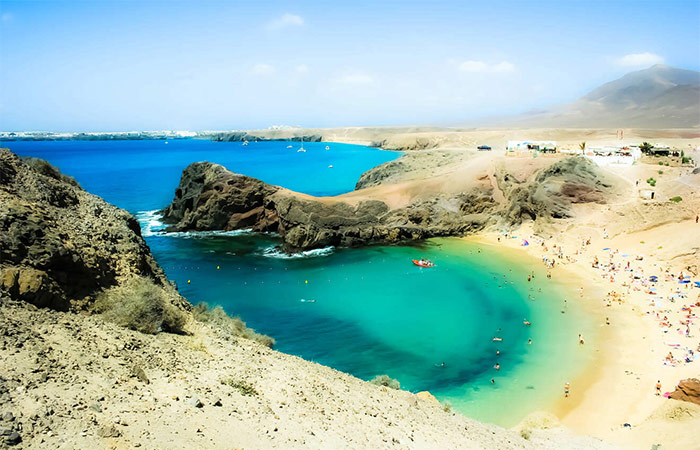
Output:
top-left (469, 214), bottom-right (700, 449)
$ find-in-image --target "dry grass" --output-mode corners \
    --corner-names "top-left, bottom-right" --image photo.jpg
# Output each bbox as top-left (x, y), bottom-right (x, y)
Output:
top-left (93, 277), bottom-right (187, 335)
top-left (192, 303), bottom-right (275, 348)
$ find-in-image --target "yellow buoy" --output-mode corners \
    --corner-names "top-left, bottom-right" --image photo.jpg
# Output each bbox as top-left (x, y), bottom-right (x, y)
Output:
top-left (187, 280), bottom-right (191, 284)
top-left (217, 265), bottom-right (220, 269)
top-left (305, 280), bottom-right (308, 284)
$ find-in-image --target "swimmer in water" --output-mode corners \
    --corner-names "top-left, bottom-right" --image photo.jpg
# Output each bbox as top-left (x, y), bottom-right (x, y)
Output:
top-left (494, 362), bottom-right (500, 371)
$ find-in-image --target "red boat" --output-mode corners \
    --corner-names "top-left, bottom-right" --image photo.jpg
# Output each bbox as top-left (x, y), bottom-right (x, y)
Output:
top-left (412, 259), bottom-right (435, 268)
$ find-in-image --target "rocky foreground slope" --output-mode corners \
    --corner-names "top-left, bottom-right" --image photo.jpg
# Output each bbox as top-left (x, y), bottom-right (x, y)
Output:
top-left (0, 149), bottom-right (186, 312)
top-left (161, 155), bottom-right (616, 251)
top-left (0, 149), bottom-right (613, 448)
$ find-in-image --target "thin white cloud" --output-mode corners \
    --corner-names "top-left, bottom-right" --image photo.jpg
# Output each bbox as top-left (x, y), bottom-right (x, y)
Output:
top-left (295, 64), bottom-right (309, 75)
top-left (491, 61), bottom-right (516, 73)
top-left (250, 64), bottom-right (275, 76)
top-left (335, 73), bottom-right (374, 85)
top-left (458, 60), bottom-right (515, 73)
top-left (616, 52), bottom-right (664, 67)
top-left (267, 13), bottom-right (304, 30)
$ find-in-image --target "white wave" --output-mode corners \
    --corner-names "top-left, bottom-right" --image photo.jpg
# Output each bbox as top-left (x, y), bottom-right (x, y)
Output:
top-left (160, 229), bottom-right (254, 239)
top-left (136, 210), bottom-right (166, 237)
top-left (135, 210), bottom-right (253, 239)
top-left (261, 245), bottom-right (334, 259)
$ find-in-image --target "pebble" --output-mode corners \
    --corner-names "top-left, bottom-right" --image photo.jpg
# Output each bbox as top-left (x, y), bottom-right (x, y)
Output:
top-left (188, 397), bottom-right (204, 408)
top-left (5, 430), bottom-right (21, 446)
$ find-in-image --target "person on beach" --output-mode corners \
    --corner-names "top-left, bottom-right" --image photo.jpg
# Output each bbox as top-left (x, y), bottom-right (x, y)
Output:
top-left (565, 382), bottom-right (570, 398)
top-left (696, 214), bottom-right (698, 223)
top-left (579, 334), bottom-right (585, 345)
top-left (656, 380), bottom-right (661, 395)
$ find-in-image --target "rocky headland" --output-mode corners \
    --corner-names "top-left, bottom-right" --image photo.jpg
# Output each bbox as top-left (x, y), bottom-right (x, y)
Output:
top-left (161, 154), bottom-right (617, 251)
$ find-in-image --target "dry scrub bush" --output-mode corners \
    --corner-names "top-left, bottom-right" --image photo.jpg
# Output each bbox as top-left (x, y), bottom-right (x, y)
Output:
top-left (192, 303), bottom-right (275, 348)
top-left (94, 277), bottom-right (187, 334)
top-left (370, 375), bottom-right (401, 390)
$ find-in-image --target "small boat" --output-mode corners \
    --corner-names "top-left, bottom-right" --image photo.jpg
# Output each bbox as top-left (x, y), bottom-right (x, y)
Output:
top-left (412, 259), bottom-right (435, 268)
top-left (242, 140), bottom-right (249, 146)
top-left (287, 145), bottom-right (293, 149)
top-left (325, 145), bottom-right (330, 150)
top-left (298, 135), bottom-right (305, 152)
top-left (297, 148), bottom-right (306, 153)
top-left (328, 165), bottom-right (333, 168)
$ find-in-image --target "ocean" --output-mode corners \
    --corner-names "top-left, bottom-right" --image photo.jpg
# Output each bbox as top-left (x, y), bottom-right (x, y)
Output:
top-left (7, 139), bottom-right (596, 426)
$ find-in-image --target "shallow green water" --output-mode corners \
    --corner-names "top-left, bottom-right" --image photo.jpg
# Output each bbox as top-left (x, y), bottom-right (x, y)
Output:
top-left (148, 233), bottom-right (598, 427)
top-left (10, 139), bottom-right (597, 427)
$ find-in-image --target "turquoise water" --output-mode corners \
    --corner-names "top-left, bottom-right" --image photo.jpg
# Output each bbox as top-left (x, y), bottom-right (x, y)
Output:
top-left (7, 139), bottom-right (397, 211)
top-left (7, 139), bottom-right (596, 426)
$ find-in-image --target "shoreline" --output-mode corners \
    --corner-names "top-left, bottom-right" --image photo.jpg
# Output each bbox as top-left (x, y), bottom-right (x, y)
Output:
top-left (461, 233), bottom-right (611, 423)
top-left (466, 218), bottom-right (700, 449)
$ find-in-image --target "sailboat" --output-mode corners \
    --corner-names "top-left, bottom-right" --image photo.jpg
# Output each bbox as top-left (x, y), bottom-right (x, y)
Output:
top-left (297, 136), bottom-right (306, 152)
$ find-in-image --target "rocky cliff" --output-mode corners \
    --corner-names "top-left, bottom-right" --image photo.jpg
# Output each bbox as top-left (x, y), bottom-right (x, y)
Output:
top-left (498, 156), bottom-right (615, 224)
top-left (162, 162), bottom-right (496, 250)
top-left (212, 131), bottom-right (323, 143)
top-left (162, 156), bottom-right (615, 250)
top-left (0, 149), bottom-right (181, 311)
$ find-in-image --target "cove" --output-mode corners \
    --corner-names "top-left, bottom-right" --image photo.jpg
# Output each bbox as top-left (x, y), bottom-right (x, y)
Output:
top-left (7, 139), bottom-right (597, 427)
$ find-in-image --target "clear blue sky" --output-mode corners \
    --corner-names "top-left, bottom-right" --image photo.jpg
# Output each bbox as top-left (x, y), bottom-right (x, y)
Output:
top-left (1, 0), bottom-right (699, 131)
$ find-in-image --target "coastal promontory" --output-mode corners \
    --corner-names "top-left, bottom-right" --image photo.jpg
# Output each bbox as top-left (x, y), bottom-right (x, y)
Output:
top-left (161, 154), bottom-right (619, 250)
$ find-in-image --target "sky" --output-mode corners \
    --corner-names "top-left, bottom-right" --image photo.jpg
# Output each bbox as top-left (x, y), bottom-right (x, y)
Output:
top-left (1, 0), bottom-right (699, 131)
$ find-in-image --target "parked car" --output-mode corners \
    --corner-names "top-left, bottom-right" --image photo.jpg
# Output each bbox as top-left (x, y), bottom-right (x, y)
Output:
top-left (477, 145), bottom-right (492, 151)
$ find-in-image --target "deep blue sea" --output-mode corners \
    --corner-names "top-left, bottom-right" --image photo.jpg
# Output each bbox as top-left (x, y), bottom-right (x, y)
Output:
top-left (7, 139), bottom-right (596, 426)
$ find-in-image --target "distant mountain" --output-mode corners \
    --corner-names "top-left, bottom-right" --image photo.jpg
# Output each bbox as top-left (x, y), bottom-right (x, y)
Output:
top-left (505, 65), bottom-right (700, 128)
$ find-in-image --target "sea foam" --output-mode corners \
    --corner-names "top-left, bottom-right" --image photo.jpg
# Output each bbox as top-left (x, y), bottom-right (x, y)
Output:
top-left (260, 246), bottom-right (335, 259)
top-left (136, 210), bottom-right (253, 238)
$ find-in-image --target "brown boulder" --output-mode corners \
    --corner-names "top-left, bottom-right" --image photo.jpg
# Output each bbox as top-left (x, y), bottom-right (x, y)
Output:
top-left (669, 378), bottom-right (700, 405)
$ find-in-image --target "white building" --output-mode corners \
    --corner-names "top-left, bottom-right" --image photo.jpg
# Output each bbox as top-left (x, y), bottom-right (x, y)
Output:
top-left (584, 146), bottom-right (642, 166)
top-left (506, 141), bottom-right (557, 154)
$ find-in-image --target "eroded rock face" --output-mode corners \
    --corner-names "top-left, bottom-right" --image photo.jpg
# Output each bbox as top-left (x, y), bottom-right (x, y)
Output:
top-left (669, 378), bottom-right (700, 405)
top-left (162, 156), bottom-right (615, 251)
top-left (498, 156), bottom-right (613, 223)
top-left (0, 149), bottom-right (171, 311)
top-left (162, 162), bottom-right (496, 250)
